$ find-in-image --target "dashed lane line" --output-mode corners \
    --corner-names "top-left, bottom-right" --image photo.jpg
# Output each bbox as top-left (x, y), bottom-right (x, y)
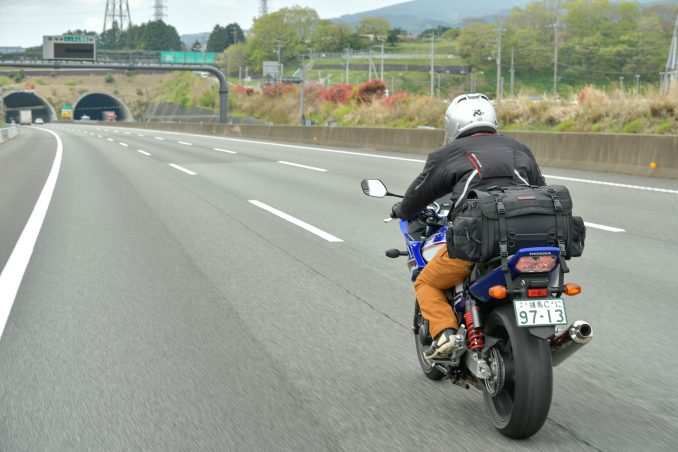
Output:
top-left (248, 200), bottom-right (343, 243)
top-left (168, 163), bottom-right (196, 175)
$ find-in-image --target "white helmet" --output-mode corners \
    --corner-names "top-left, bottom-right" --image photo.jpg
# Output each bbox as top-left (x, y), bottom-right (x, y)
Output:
top-left (444, 93), bottom-right (498, 143)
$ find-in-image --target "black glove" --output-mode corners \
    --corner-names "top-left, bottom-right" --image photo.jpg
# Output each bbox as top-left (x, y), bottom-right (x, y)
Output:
top-left (391, 202), bottom-right (402, 219)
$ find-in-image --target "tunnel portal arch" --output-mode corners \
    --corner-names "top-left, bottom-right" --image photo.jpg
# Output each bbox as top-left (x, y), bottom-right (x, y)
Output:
top-left (73, 92), bottom-right (133, 121)
top-left (2, 91), bottom-right (57, 123)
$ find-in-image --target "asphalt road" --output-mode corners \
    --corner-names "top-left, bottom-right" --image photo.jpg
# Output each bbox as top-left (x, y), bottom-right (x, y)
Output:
top-left (0, 124), bottom-right (676, 451)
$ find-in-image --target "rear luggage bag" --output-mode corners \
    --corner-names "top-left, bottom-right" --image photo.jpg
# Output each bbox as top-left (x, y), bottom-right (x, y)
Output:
top-left (446, 185), bottom-right (585, 264)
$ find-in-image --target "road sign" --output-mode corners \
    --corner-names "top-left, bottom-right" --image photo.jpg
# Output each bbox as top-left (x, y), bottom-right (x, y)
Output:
top-left (160, 52), bottom-right (215, 64)
top-left (43, 35), bottom-right (96, 61)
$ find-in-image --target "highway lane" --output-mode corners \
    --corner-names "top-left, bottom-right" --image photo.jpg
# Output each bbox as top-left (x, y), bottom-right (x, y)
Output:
top-left (0, 123), bottom-right (676, 450)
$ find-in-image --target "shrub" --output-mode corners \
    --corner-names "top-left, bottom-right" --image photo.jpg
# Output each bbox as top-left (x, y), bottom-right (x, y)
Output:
top-left (621, 119), bottom-right (643, 134)
top-left (234, 85), bottom-right (255, 96)
top-left (383, 92), bottom-right (410, 107)
top-left (105, 74), bottom-right (115, 84)
top-left (354, 79), bottom-right (386, 104)
top-left (319, 84), bottom-right (353, 104)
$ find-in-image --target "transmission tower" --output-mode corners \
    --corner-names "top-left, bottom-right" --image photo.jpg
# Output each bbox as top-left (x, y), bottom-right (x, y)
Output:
top-left (664, 14), bottom-right (678, 93)
top-left (153, 0), bottom-right (167, 22)
top-left (103, 0), bottom-right (132, 32)
top-left (260, 0), bottom-right (269, 17)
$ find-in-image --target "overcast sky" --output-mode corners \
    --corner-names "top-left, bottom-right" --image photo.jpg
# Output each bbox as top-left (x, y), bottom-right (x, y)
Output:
top-left (0, 0), bottom-right (407, 47)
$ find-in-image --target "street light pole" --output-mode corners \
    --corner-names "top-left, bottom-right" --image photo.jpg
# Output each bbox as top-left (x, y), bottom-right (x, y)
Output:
top-left (430, 34), bottom-right (435, 97)
top-left (495, 28), bottom-right (505, 101)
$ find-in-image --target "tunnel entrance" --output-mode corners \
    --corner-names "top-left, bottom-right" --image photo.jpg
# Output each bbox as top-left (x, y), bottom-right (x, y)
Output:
top-left (2, 91), bottom-right (57, 123)
top-left (73, 93), bottom-right (132, 121)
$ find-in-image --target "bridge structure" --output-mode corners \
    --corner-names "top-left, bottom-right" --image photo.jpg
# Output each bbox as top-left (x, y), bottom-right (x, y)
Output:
top-left (0, 60), bottom-right (229, 123)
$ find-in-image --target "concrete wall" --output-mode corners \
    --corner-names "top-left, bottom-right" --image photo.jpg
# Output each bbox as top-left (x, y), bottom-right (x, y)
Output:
top-left (106, 122), bottom-right (678, 179)
top-left (0, 125), bottom-right (19, 145)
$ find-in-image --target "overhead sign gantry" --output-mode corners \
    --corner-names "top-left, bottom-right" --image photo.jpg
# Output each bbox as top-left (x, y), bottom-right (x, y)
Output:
top-left (42, 35), bottom-right (96, 61)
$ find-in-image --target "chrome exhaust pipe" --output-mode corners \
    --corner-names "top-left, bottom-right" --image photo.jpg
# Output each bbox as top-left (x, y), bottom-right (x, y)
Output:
top-left (550, 320), bottom-right (593, 367)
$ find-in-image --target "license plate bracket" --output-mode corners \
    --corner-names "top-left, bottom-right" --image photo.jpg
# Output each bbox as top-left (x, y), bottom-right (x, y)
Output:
top-left (513, 298), bottom-right (567, 327)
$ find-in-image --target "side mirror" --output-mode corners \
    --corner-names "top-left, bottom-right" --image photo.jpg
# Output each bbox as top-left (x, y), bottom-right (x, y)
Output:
top-left (361, 179), bottom-right (388, 198)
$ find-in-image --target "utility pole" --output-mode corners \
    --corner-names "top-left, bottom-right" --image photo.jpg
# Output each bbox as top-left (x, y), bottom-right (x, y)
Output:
top-left (300, 54), bottom-right (306, 125)
top-left (619, 76), bottom-right (624, 92)
top-left (344, 47), bottom-right (351, 84)
top-left (368, 49), bottom-right (372, 80)
top-left (553, 1), bottom-right (561, 98)
top-left (510, 47), bottom-right (515, 97)
top-left (380, 40), bottom-right (385, 82)
top-left (635, 74), bottom-right (641, 95)
top-left (664, 13), bottom-right (678, 93)
top-left (495, 28), bottom-right (505, 102)
top-left (430, 34), bottom-right (435, 97)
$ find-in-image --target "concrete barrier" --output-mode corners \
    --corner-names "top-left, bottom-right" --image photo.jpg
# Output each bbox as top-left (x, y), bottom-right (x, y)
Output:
top-left (0, 125), bottom-right (19, 145)
top-left (104, 122), bottom-right (678, 179)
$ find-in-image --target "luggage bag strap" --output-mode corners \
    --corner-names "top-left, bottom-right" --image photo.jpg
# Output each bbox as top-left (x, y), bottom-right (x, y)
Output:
top-left (547, 189), bottom-right (570, 274)
top-left (492, 193), bottom-right (514, 295)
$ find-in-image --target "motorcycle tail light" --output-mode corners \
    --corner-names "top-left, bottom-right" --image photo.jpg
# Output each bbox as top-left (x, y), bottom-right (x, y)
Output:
top-left (515, 255), bottom-right (557, 273)
top-left (528, 288), bottom-right (549, 298)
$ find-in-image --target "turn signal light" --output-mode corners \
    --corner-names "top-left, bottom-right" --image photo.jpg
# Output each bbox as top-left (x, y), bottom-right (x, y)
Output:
top-left (489, 285), bottom-right (508, 299)
top-left (563, 283), bottom-right (582, 296)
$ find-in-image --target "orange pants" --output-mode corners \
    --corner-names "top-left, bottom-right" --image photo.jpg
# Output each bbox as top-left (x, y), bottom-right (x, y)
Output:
top-left (414, 245), bottom-right (472, 338)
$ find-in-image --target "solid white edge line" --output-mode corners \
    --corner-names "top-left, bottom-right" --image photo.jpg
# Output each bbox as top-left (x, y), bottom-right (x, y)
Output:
top-left (169, 163), bottom-right (196, 175)
top-left (584, 222), bottom-right (626, 233)
top-left (544, 174), bottom-right (678, 195)
top-left (213, 147), bottom-right (237, 154)
top-left (178, 141), bottom-right (192, 146)
top-left (249, 200), bottom-right (343, 243)
top-left (107, 138), bottom-right (114, 141)
top-left (137, 150), bottom-right (151, 156)
top-left (0, 127), bottom-right (62, 339)
top-left (119, 143), bottom-right (128, 147)
top-left (278, 160), bottom-right (327, 172)
top-left (154, 137), bottom-right (164, 140)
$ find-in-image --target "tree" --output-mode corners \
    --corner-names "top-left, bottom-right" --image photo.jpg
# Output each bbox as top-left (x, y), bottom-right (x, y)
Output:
top-left (310, 21), bottom-right (354, 53)
top-left (455, 22), bottom-right (496, 68)
top-left (191, 40), bottom-right (202, 52)
top-left (356, 18), bottom-right (390, 39)
top-left (418, 26), bottom-right (452, 39)
top-left (387, 27), bottom-right (408, 44)
top-left (131, 21), bottom-right (182, 51)
top-left (207, 25), bottom-right (228, 52)
top-left (98, 22), bottom-right (128, 50)
top-left (247, 7), bottom-right (320, 70)
top-left (225, 42), bottom-right (248, 77)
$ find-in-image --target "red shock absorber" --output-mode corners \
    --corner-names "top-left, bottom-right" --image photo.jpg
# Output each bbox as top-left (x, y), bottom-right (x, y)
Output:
top-left (464, 308), bottom-right (485, 351)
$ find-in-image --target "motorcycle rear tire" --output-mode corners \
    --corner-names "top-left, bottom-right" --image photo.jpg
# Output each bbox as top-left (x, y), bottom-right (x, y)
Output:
top-left (414, 301), bottom-right (445, 380)
top-left (482, 304), bottom-right (553, 439)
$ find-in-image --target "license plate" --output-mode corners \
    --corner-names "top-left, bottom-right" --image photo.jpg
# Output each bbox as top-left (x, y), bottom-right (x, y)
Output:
top-left (514, 299), bottom-right (567, 327)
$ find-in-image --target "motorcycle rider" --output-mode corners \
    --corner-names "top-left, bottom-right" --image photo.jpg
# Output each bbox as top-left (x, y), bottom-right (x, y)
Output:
top-left (392, 93), bottom-right (546, 360)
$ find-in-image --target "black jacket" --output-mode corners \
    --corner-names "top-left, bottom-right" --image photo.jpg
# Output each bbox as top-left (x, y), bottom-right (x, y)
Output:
top-left (394, 133), bottom-right (546, 220)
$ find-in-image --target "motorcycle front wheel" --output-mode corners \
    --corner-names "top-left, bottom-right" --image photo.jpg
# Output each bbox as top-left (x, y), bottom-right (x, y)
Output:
top-left (482, 304), bottom-right (553, 439)
top-left (413, 300), bottom-right (445, 380)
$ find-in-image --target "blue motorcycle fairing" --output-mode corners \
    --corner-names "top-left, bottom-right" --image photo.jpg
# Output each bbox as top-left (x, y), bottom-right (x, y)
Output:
top-left (400, 219), bottom-right (449, 270)
top-left (469, 247), bottom-right (562, 302)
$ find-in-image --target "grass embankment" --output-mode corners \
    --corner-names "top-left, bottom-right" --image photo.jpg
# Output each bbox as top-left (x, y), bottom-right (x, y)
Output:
top-left (232, 81), bottom-right (678, 134)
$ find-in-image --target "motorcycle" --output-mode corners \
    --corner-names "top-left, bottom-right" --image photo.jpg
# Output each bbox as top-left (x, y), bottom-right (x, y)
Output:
top-left (361, 179), bottom-right (593, 439)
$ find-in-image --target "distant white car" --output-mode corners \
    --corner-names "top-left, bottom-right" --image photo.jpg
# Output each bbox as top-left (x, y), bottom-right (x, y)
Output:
top-left (80, 115), bottom-right (90, 120)
top-left (34, 118), bottom-right (44, 125)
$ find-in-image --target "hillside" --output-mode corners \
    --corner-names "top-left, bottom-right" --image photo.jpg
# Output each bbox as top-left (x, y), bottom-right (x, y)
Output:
top-left (332, 0), bottom-right (671, 34)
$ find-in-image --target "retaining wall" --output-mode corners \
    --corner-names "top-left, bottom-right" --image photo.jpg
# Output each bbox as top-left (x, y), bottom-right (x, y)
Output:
top-left (0, 125), bottom-right (19, 145)
top-left (105, 122), bottom-right (678, 179)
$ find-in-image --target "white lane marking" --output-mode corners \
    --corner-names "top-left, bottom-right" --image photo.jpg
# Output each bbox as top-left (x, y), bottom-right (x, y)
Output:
top-left (213, 147), bottom-right (237, 154)
top-left (178, 141), bottom-right (192, 146)
top-left (278, 160), bottom-right (327, 172)
top-left (0, 128), bottom-right (62, 339)
top-left (119, 143), bottom-right (128, 147)
top-left (169, 163), bottom-right (196, 175)
top-left (124, 131), bottom-right (130, 135)
top-left (544, 174), bottom-right (678, 195)
top-left (584, 222), bottom-right (626, 233)
top-left (101, 127), bottom-right (678, 195)
top-left (113, 130), bottom-right (119, 133)
top-left (107, 138), bottom-right (114, 142)
top-left (137, 134), bottom-right (144, 137)
top-left (248, 200), bottom-right (343, 243)
top-left (154, 136), bottom-right (165, 141)
top-left (97, 135), bottom-right (103, 138)
top-left (137, 150), bottom-right (151, 156)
